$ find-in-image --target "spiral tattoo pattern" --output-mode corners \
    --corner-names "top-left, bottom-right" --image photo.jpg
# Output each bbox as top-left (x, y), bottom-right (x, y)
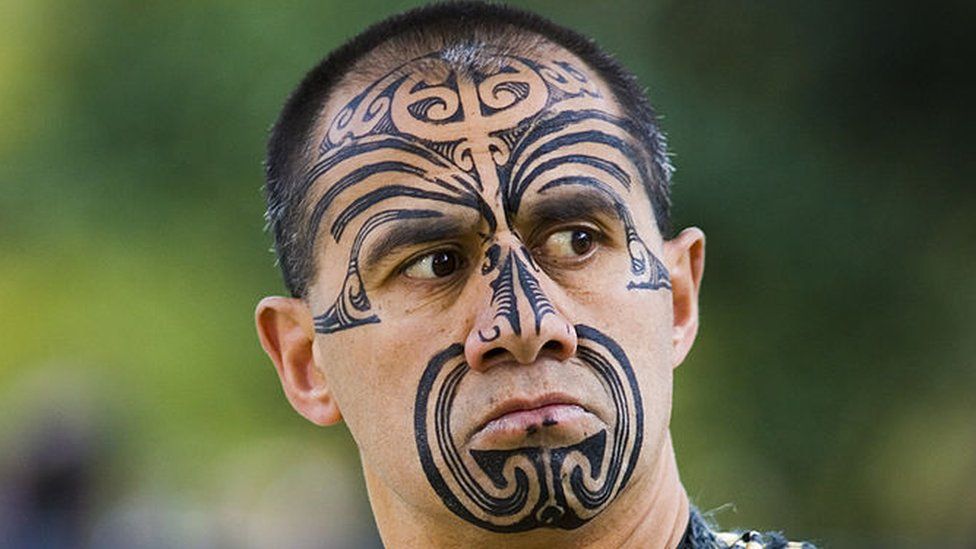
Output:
top-left (414, 325), bottom-right (643, 532)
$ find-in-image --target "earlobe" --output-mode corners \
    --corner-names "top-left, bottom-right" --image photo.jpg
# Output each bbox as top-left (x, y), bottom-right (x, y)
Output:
top-left (663, 228), bottom-right (706, 369)
top-left (255, 296), bottom-right (343, 426)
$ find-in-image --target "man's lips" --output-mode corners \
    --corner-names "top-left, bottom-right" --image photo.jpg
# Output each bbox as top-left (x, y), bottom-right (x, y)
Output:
top-left (469, 393), bottom-right (599, 446)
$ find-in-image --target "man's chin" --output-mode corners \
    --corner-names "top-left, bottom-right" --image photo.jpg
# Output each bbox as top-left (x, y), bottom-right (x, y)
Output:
top-left (467, 403), bottom-right (607, 450)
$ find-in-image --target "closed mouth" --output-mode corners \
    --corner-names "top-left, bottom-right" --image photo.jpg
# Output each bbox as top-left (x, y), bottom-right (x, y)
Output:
top-left (469, 393), bottom-right (600, 446)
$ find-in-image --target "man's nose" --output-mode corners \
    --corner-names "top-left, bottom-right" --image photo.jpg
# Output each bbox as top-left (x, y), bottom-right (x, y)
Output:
top-left (464, 248), bottom-right (577, 371)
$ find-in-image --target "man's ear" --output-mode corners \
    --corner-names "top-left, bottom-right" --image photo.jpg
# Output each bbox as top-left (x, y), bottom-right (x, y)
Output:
top-left (663, 227), bottom-right (706, 369)
top-left (255, 296), bottom-right (342, 426)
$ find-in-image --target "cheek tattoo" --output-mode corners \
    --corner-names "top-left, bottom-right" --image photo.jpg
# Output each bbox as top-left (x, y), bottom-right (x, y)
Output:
top-left (414, 325), bottom-right (644, 532)
top-left (314, 208), bottom-right (442, 334)
top-left (307, 52), bottom-right (671, 335)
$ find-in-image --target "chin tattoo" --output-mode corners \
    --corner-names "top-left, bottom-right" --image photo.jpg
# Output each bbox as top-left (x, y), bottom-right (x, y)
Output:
top-left (414, 325), bottom-right (643, 532)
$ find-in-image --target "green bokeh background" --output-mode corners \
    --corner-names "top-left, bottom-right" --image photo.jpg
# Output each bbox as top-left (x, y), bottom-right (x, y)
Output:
top-left (1, 1), bottom-right (973, 546)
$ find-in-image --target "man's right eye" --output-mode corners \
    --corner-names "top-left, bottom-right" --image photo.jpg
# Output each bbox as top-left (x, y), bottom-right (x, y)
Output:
top-left (402, 249), bottom-right (463, 279)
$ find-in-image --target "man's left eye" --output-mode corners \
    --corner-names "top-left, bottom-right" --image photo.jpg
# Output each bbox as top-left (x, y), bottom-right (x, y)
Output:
top-left (540, 228), bottom-right (597, 259)
top-left (403, 249), bottom-right (463, 279)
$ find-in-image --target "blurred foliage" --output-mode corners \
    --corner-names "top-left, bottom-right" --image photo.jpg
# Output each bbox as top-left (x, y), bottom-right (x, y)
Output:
top-left (1, 0), bottom-right (973, 546)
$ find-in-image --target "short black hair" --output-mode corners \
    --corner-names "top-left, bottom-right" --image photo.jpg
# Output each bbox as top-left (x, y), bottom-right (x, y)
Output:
top-left (265, 1), bottom-right (674, 298)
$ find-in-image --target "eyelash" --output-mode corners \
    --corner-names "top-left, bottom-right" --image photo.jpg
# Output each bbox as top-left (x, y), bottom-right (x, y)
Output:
top-left (399, 245), bottom-right (469, 279)
top-left (534, 224), bottom-right (605, 261)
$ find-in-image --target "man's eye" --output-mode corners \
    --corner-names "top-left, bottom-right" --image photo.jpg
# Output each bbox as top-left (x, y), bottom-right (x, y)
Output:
top-left (403, 250), bottom-right (463, 279)
top-left (542, 228), bottom-right (597, 259)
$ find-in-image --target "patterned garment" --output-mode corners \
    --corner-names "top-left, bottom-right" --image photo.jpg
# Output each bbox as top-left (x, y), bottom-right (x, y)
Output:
top-left (676, 506), bottom-right (817, 549)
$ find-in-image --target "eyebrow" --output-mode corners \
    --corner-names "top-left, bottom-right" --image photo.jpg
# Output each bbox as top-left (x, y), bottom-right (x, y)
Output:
top-left (363, 214), bottom-right (472, 268)
top-left (519, 182), bottom-right (621, 238)
top-left (526, 178), bottom-right (623, 224)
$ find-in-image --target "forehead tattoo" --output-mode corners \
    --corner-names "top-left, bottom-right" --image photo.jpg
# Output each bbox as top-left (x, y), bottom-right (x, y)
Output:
top-left (306, 51), bottom-right (670, 334)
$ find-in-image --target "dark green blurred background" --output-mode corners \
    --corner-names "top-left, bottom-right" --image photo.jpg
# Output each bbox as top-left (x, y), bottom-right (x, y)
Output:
top-left (1, 1), bottom-right (973, 547)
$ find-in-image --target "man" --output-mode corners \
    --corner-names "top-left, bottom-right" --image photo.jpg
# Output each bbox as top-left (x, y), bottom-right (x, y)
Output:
top-left (255, 2), bottom-right (813, 547)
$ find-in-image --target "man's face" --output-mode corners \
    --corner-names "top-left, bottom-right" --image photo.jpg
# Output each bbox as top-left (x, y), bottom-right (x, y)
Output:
top-left (300, 46), bottom-right (678, 532)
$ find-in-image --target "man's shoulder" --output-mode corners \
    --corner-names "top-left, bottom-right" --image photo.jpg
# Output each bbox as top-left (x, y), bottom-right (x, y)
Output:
top-left (711, 530), bottom-right (816, 549)
top-left (681, 506), bottom-right (817, 549)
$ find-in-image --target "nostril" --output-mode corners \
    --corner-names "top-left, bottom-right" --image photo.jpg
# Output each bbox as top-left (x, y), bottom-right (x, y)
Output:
top-left (482, 347), bottom-right (507, 362)
top-left (542, 340), bottom-right (564, 354)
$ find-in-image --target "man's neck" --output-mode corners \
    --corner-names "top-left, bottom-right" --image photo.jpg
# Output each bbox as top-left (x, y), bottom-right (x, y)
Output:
top-left (365, 432), bottom-right (689, 548)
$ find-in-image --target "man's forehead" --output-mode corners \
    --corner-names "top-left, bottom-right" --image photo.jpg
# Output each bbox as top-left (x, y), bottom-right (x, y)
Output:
top-left (315, 43), bottom-right (623, 140)
top-left (306, 44), bottom-right (629, 184)
top-left (299, 42), bottom-right (652, 251)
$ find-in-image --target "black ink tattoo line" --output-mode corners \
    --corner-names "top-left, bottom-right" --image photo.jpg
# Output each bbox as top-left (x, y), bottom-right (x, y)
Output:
top-left (477, 250), bottom-right (520, 343)
top-left (314, 209), bottom-right (442, 334)
top-left (364, 216), bottom-right (469, 270)
top-left (415, 325), bottom-right (644, 532)
top-left (481, 243), bottom-right (501, 275)
top-left (477, 246), bottom-right (558, 342)
top-left (514, 249), bottom-right (556, 333)
top-left (539, 177), bottom-right (671, 291)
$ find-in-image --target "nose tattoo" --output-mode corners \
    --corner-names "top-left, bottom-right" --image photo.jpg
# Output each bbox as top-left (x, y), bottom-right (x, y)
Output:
top-left (477, 247), bottom-right (556, 343)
